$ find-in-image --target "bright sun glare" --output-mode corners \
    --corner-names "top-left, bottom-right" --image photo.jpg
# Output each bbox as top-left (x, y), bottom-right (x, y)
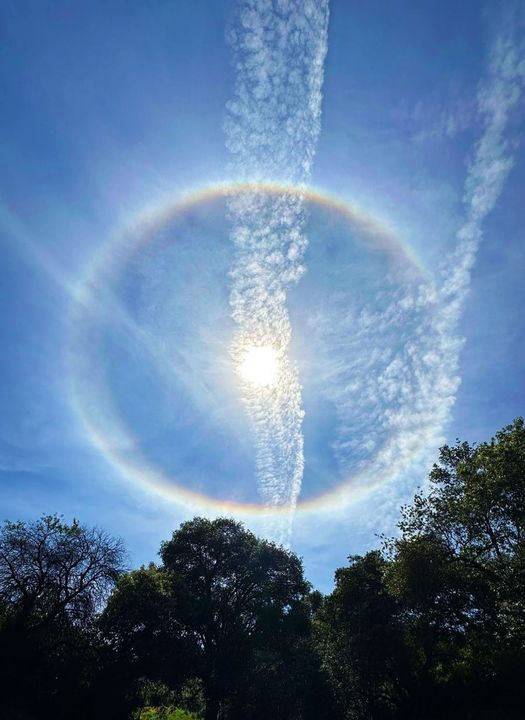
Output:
top-left (239, 346), bottom-right (279, 387)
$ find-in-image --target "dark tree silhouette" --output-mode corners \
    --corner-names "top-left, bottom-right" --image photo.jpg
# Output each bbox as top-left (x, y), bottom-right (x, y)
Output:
top-left (0, 514), bottom-right (125, 719)
top-left (318, 419), bottom-right (525, 720)
top-left (0, 514), bottom-right (124, 629)
top-left (1, 420), bottom-right (523, 720)
top-left (316, 551), bottom-right (412, 719)
top-left (159, 517), bottom-right (310, 720)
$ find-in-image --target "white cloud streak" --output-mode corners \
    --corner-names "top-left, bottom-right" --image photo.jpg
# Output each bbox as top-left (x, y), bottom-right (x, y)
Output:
top-left (440, 11), bottom-right (525, 317)
top-left (225, 0), bottom-right (329, 543)
top-left (306, 9), bottom-right (525, 527)
top-left (224, 3), bottom-right (523, 550)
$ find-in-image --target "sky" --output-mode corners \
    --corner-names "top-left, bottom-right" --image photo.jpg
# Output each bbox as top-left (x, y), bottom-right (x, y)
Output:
top-left (1, 0), bottom-right (524, 591)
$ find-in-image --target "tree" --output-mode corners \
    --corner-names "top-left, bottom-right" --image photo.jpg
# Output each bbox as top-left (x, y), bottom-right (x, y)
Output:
top-left (0, 514), bottom-right (125, 629)
top-left (159, 517), bottom-right (310, 720)
top-left (396, 418), bottom-right (525, 629)
top-left (318, 419), bottom-right (525, 720)
top-left (228, 585), bottom-right (336, 720)
top-left (98, 564), bottom-right (194, 714)
top-left (387, 418), bottom-right (525, 718)
top-left (1, 419), bottom-right (522, 719)
top-left (0, 514), bottom-right (125, 719)
top-left (316, 551), bottom-right (412, 720)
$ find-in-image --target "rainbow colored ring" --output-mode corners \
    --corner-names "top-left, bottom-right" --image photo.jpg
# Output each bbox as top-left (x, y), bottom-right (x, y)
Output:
top-left (67, 182), bottom-right (429, 517)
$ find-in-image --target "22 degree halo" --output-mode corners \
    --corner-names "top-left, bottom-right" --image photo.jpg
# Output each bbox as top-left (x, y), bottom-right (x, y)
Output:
top-left (67, 182), bottom-right (429, 516)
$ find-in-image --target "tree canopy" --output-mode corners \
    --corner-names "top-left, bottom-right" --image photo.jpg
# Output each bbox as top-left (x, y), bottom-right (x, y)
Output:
top-left (0, 514), bottom-right (126, 719)
top-left (317, 418), bottom-right (525, 719)
top-left (1, 419), bottom-right (524, 719)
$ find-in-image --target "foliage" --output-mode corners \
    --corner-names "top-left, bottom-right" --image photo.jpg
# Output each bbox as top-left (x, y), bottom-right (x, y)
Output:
top-left (316, 551), bottom-right (413, 719)
top-left (0, 513), bottom-right (125, 630)
top-left (131, 677), bottom-right (205, 720)
top-left (1, 420), bottom-right (524, 719)
top-left (99, 564), bottom-right (189, 686)
top-left (317, 418), bottom-right (525, 720)
top-left (159, 517), bottom-right (311, 720)
top-left (135, 707), bottom-right (199, 720)
top-left (0, 514), bottom-right (126, 719)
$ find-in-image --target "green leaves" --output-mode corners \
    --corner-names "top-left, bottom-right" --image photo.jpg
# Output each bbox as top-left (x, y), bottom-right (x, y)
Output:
top-left (318, 418), bottom-right (525, 719)
top-left (2, 419), bottom-right (523, 719)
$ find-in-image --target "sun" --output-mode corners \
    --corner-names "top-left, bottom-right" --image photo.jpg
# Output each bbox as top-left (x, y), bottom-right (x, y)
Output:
top-left (239, 346), bottom-right (279, 387)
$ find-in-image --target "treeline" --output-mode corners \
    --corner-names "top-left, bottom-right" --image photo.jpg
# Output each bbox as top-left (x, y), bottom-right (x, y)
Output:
top-left (1, 419), bottom-right (524, 720)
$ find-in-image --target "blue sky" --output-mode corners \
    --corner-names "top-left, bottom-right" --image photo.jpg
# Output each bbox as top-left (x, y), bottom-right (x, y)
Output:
top-left (1, 0), bottom-right (524, 591)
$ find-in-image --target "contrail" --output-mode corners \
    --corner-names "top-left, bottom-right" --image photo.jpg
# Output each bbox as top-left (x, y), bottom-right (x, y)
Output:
top-left (298, 7), bottom-right (525, 528)
top-left (416, 9), bottom-right (525, 479)
top-left (225, 0), bottom-right (329, 543)
top-left (440, 10), bottom-right (525, 319)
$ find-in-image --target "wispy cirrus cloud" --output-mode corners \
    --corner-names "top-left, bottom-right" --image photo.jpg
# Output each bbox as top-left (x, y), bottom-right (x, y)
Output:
top-left (440, 10), bottom-right (525, 315)
top-left (225, 0), bottom-right (329, 543)
top-left (306, 7), bottom-right (525, 528)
